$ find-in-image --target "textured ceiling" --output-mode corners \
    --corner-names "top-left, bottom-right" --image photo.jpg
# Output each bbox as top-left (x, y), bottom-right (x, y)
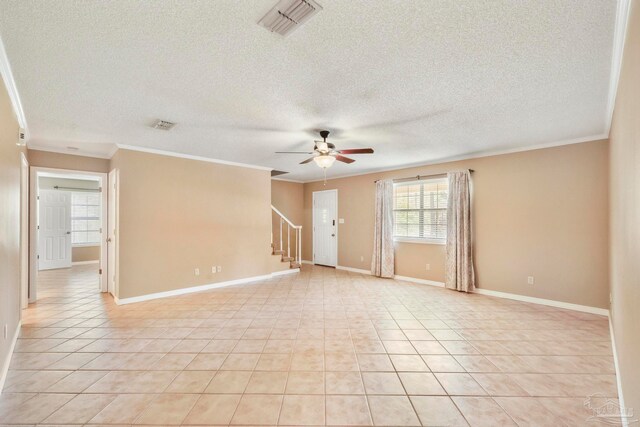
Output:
top-left (0, 0), bottom-right (616, 181)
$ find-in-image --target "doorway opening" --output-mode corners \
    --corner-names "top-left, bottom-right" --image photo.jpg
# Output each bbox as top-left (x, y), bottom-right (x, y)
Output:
top-left (28, 167), bottom-right (108, 303)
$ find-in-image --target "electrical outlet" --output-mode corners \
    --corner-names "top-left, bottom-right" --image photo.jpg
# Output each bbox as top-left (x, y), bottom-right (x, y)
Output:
top-left (527, 276), bottom-right (534, 285)
top-left (194, 268), bottom-right (200, 276)
top-left (426, 263), bottom-right (431, 271)
top-left (217, 266), bottom-right (222, 273)
top-left (211, 266), bottom-right (216, 274)
top-left (339, 218), bottom-right (345, 224)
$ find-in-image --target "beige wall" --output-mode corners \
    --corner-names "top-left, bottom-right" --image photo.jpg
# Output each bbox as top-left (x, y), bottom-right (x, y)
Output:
top-left (72, 246), bottom-right (100, 263)
top-left (271, 179), bottom-right (304, 252)
top-left (110, 149), bottom-right (272, 299)
top-left (271, 179), bottom-right (304, 224)
top-left (609, 0), bottom-right (640, 415)
top-left (28, 149), bottom-right (110, 173)
top-left (303, 140), bottom-right (610, 309)
top-left (0, 75), bottom-right (23, 385)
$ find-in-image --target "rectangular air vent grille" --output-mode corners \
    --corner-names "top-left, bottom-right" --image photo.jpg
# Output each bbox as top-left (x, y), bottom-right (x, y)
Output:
top-left (259, 0), bottom-right (322, 36)
top-left (152, 120), bottom-right (176, 131)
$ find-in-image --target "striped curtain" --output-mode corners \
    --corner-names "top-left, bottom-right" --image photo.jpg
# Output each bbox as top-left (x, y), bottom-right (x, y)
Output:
top-left (445, 170), bottom-right (475, 292)
top-left (371, 179), bottom-right (395, 278)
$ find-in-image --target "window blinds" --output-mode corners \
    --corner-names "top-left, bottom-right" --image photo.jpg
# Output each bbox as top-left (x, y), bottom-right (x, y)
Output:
top-left (392, 178), bottom-right (449, 240)
top-left (71, 192), bottom-right (101, 245)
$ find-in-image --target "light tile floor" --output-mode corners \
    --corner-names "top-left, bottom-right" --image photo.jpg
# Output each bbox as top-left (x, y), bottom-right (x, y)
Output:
top-left (0, 264), bottom-right (619, 426)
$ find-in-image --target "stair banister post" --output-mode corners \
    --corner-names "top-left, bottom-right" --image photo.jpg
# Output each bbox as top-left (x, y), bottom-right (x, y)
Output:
top-left (298, 226), bottom-right (302, 264)
top-left (280, 218), bottom-right (283, 252)
top-left (287, 224), bottom-right (290, 259)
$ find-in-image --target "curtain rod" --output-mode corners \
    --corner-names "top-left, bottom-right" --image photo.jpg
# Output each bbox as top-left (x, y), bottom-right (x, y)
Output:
top-left (374, 169), bottom-right (474, 183)
top-left (53, 185), bottom-right (101, 192)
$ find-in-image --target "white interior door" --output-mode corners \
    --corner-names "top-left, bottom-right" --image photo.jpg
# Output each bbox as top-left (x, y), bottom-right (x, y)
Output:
top-left (38, 190), bottom-right (72, 270)
top-left (313, 190), bottom-right (338, 267)
top-left (107, 169), bottom-right (118, 296)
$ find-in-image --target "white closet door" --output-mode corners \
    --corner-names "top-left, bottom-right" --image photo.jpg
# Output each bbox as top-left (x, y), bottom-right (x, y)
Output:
top-left (38, 190), bottom-right (72, 270)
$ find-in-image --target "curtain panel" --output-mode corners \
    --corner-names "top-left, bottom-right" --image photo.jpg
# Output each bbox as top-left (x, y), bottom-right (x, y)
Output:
top-left (445, 170), bottom-right (475, 292)
top-left (371, 179), bottom-right (395, 278)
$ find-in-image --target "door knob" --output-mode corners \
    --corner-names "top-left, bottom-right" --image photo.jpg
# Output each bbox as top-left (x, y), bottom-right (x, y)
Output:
top-left (331, 234), bottom-right (335, 237)
top-left (66, 231), bottom-right (71, 235)
top-left (106, 237), bottom-right (112, 243)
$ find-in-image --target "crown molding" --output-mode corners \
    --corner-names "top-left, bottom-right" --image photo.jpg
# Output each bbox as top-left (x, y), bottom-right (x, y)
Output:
top-left (302, 133), bottom-right (608, 184)
top-left (115, 144), bottom-right (273, 171)
top-left (271, 177), bottom-right (305, 184)
top-left (605, 0), bottom-right (632, 136)
top-left (0, 37), bottom-right (28, 140)
top-left (27, 143), bottom-right (113, 159)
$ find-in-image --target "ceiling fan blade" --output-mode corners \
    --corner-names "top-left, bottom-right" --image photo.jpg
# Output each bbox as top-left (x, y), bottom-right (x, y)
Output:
top-left (337, 148), bottom-right (374, 154)
top-left (275, 151), bottom-right (314, 154)
top-left (335, 155), bottom-right (355, 164)
top-left (300, 157), bottom-right (317, 164)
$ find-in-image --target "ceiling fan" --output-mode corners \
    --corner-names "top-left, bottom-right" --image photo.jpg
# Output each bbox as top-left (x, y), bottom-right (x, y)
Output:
top-left (276, 130), bottom-right (374, 169)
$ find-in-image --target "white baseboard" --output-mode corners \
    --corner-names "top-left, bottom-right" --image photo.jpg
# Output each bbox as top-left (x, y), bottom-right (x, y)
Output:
top-left (473, 288), bottom-right (609, 316)
top-left (114, 268), bottom-right (306, 305)
top-left (72, 260), bottom-right (99, 266)
top-left (334, 265), bottom-right (445, 289)
top-left (0, 321), bottom-right (21, 394)
top-left (271, 268), bottom-right (300, 277)
top-left (301, 260), bottom-right (313, 265)
top-left (315, 262), bottom-right (609, 316)
top-left (336, 265), bottom-right (371, 275)
top-left (394, 275), bottom-right (445, 288)
top-left (609, 315), bottom-right (629, 427)
top-left (115, 274), bottom-right (273, 305)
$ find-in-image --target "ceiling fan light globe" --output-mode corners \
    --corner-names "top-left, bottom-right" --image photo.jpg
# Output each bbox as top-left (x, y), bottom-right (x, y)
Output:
top-left (314, 155), bottom-right (336, 168)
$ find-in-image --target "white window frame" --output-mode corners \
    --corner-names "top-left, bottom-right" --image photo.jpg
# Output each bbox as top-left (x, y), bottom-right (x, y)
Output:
top-left (71, 191), bottom-right (101, 247)
top-left (392, 178), bottom-right (448, 245)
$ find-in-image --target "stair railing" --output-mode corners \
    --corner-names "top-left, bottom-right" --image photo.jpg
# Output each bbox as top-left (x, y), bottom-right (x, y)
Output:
top-left (271, 205), bottom-right (302, 265)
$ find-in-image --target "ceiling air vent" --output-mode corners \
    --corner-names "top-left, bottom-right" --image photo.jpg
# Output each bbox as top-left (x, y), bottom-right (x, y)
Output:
top-left (258, 0), bottom-right (322, 37)
top-left (152, 120), bottom-right (176, 131)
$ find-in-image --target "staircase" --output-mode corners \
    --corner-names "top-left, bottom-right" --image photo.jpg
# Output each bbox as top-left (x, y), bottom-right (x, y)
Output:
top-left (270, 205), bottom-right (302, 273)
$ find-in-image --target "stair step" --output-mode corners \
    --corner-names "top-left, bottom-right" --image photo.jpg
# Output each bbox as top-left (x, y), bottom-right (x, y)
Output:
top-left (282, 257), bottom-right (294, 262)
top-left (273, 250), bottom-right (285, 255)
top-left (290, 262), bottom-right (300, 269)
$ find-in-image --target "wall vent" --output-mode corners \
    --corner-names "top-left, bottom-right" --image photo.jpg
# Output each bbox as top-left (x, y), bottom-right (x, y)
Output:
top-left (258, 0), bottom-right (322, 37)
top-left (152, 119), bottom-right (176, 131)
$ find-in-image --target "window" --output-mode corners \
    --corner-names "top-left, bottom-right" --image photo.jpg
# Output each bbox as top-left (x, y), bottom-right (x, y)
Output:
top-left (393, 178), bottom-right (448, 242)
top-left (71, 192), bottom-right (101, 246)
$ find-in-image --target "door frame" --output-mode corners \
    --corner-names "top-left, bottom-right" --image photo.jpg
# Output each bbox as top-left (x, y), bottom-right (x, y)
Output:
top-left (29, 166), bottom-right (109, 301)
top-left (312, 189), bottom-right (338, 267)
top-left (107, 168), bottom-right (118, 297)
top-left (20, 153), bottom-right (29, 309)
